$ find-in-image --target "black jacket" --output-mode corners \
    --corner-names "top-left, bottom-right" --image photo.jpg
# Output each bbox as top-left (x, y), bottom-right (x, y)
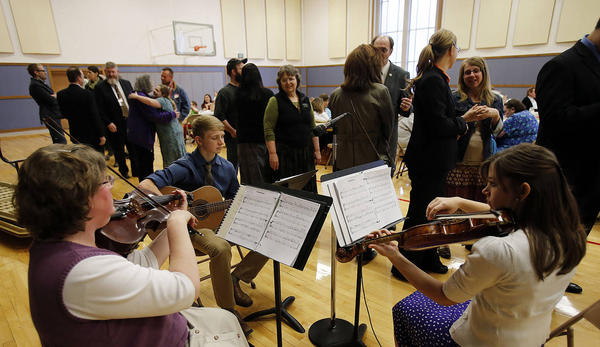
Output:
top-left (57, 84), bottom-right (105, 146)
top-left (29, 78), bottom-right (61, 120)
top-left (536, 40), bottom-right (600, 205)
top-left (405, 66), bottom-right (467, 175)
top-left (94, 78), bottom-right (133, 126)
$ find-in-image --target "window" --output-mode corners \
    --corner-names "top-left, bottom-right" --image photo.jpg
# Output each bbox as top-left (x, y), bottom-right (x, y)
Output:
top-left (376, 0), bottom-right (440, 78)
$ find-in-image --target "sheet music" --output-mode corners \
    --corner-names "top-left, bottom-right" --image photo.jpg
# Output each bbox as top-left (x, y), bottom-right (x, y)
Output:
top-left (321, 162), bottom-right (404, 247)
top-left (255, 193), bottom-right (320, 266)
top-left (218, 186), bottom-right (280, 249)
top-left (333, 176), bottom-right (378, 242)
top-left (363, 167), bottom-right (403, 227)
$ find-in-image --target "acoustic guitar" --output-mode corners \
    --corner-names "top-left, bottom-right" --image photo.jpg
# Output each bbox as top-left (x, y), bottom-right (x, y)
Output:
top-left (145, 185), bottom-right (232, 240)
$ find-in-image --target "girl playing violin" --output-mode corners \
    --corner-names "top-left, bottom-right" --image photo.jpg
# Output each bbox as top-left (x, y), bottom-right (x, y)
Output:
top-left (14, 144), bottom-right (248, 347)
top-left (368, 143), bottom-right (587, 346)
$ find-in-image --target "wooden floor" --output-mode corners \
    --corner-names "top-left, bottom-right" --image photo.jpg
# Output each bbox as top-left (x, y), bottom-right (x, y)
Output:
top-left (1, 133), bottom-right (600, 346)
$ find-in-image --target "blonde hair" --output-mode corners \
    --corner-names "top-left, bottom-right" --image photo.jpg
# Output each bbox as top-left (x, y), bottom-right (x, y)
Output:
top-left (191, 115), bottom-right (224, 139)
top-left (457, 57), bottom-right (495, 105)
top-left (406, 29), bottom-right (457, 91)
top-left (311, 97), bottom-right (325, 113)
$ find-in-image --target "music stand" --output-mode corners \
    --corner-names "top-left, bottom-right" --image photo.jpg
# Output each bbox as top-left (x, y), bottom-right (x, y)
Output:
top-left (242, 170), bottom-right (320, 342)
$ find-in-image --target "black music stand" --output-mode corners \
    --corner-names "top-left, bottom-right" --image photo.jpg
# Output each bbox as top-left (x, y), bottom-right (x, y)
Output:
top-left (236, 174), bottom-right (325, 346)
top-left (308, 127), bottom-right (366, 346)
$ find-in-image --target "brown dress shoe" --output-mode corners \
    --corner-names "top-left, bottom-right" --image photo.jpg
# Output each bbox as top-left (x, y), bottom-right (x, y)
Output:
top-left (227, 308), bottom-right (253, 337)
top-left (232, 275), bottom-right (253, 307)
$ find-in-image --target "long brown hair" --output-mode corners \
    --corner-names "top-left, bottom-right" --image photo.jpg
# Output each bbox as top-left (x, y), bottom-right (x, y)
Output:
top-left (457, 56), bottom-right (495, 105)
top-left (480, 143), bottom-right (586, 280)
top-left (341, 44), bottom-right (382, 92)
top-left (405, 29), bottom-right (456, 92)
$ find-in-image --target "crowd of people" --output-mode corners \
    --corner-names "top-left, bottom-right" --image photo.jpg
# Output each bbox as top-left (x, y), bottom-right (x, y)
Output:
top-left (20, 17), bottom-right (600, 346)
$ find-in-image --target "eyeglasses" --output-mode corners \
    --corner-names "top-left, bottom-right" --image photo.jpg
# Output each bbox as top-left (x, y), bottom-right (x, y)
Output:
top-left (453, 42), bottom-right (461, 53)
top-left (464, 68), bottom-right (481, 75)
top-left (35, 69), bottom-right (46, 72)
top-left (101, 175), bottom-right (115, 188)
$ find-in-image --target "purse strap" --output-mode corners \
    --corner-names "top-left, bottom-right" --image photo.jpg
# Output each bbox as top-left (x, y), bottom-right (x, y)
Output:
top-left (349, 98), bottom-right (391, 163)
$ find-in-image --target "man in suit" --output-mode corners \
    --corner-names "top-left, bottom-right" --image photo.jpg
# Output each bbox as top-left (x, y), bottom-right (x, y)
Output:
top-left (57, 66), bottom-right (105, 152)
top-left (536, 17), bottom-right (600, 294)
top-left (94, 61), bottom-right (133, 178)
top-left (372, 35), bottom-right (413, 171)
top-left (27, 64), bottom-right (66, 144)
top-left (521, 87), bottom-right (537, 111)
top-left (160, 67), bottom-right (190, 122)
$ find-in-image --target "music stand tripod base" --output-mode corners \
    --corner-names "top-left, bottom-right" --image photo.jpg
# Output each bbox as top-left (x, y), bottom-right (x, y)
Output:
top-left (244, 296), bottom-right (305, 333)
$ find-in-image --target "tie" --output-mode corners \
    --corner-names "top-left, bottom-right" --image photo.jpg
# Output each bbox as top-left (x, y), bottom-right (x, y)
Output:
top-left (204, 163), bottom-right (214, 186)
top-left (113, 85), bottom-right (129, 118)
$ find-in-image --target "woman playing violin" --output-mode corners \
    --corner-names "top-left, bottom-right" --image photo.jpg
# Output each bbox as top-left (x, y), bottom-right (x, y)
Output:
top-left (15, 144), bottom-right (248, 347)
top-left (369, 143), bottom-right (586, 346)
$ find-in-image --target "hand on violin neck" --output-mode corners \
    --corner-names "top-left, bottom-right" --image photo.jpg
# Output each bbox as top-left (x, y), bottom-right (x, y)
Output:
top-left (167, 189), bottom-right (189, 211)
top-left (366, 229), bottom-right (399, 259)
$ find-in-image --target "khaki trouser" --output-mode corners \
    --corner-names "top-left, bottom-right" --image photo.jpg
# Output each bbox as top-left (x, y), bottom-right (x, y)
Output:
top-left (191, 229), bottom-right (268, 308)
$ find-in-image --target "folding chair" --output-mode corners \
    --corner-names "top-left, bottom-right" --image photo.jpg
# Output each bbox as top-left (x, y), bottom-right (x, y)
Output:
top-left (546, 299), bottom-right (600, 347)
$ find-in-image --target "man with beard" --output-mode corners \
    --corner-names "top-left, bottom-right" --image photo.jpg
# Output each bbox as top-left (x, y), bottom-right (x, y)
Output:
top-left (94, 61), bottom-right (133, 178)
top-left (213, 58), bottom-right (247, 171)
top-left (160, 67), bottom-right (190, 122)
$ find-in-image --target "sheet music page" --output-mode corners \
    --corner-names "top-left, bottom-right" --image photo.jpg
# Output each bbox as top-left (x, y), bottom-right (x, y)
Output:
top-left (219, 186), bottom-right (280, 249)
top-left (323, 183), bottom-right (349, 246)
top-left (363, 166), bottom-right (403, 226)
top-left (333, 176), bottom-right (379, 242)
top-left (255, 193), bottom-right (320, 267)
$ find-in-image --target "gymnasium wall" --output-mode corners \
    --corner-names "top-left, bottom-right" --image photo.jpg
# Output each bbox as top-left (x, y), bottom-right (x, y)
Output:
top-left (0, 0), bottom-right (594, 132)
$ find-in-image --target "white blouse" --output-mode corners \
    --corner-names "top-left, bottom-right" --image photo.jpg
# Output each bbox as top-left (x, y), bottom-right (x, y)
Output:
top-left (443, 229), bottom-right (575, 347)
top-left (63, 246), bottom-right (196, 320)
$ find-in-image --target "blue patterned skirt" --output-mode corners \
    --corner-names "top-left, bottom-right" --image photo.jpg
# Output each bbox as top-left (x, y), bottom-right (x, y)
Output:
top-left (393, 291), bottom-right (470, 347)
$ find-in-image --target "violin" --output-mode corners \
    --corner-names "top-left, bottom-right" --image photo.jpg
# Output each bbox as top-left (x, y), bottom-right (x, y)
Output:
top-left (95, 189), bottom-right (189, 256)
top-left (335, 210), bottom-right (514, 263)
top-left (42, 117), bottom-right (203, 256)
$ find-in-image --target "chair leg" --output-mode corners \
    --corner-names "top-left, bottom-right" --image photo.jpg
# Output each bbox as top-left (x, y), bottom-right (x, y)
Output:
top-left (567, 327), bottom-right (574, 347)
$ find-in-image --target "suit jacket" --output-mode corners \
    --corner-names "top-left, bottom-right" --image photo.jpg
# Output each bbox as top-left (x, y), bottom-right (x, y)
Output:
top-left (522, 96), bottom-right (534, 110)
top-left (57, 84), bottom-right (105, 146)
top-left (29, 78), bottom-right (61, 120)
top-left (329, 83), bottom-right (394, 170)
top-left (405, 66), bottom-right (467, 175)
top-left (94, 78), bottom-right (133, 127)
top-left (384, 62), bottom-right (411, 118)
top-left (536, 40), bottom-right (600, 202)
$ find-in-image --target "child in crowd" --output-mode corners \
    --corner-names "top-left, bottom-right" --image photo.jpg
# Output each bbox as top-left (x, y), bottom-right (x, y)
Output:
top-left (16, 144), bottom-right (248, 346)
top-left (190, 100), bottom-right (200, 115)
top-left (369, 143), bottom-right (587, 346)
top-left (311, 97), bottom-right (330, 123)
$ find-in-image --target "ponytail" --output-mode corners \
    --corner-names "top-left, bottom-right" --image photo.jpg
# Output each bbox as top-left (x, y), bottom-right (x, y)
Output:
top-left (405, 29), bottom-right (457, 92)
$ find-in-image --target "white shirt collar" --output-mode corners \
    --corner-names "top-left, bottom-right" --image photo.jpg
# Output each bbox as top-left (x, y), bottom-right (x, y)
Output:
top-left (381, 60), bottom-right (391, 84)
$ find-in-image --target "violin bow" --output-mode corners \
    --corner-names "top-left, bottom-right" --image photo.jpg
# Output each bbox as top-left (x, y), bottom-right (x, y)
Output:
top-left (43, 118), bottom-right (201, 236)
